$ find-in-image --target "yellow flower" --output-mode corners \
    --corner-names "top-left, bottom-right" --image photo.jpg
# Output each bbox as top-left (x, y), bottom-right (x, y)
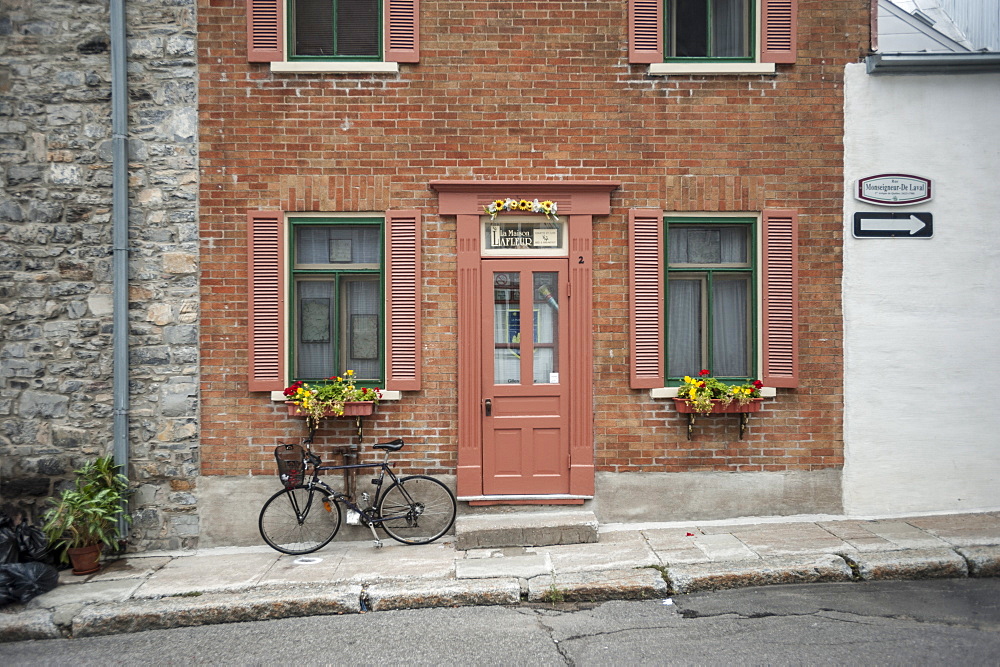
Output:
top-left (493, 199), bottom-right (505, 209)
top-left (518, 199), bottom-right (531, 210)
top-left (345, 370), bottom-right (354, 376)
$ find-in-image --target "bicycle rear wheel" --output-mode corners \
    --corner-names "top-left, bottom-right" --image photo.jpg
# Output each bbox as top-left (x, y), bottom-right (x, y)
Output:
top-left (259, 485), bottom-right (341, 555)
top-left (377, 475), bottom-right (457, 545)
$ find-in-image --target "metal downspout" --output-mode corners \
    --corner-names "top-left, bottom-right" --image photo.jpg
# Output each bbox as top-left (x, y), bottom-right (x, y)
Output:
top-left (110, 0), bottom-right (130, 538)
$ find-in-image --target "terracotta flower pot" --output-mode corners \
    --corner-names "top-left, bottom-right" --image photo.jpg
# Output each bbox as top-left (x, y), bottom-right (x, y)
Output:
top-left (67, 543), bottom-right (102, 575)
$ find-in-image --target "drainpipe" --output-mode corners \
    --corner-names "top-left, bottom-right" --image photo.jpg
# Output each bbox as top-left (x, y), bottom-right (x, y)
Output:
top-left (110, 0), bottom-right (130, 538)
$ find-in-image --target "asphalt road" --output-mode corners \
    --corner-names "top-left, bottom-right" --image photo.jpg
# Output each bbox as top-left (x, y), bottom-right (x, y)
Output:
top-left (5, 579), bottom-right (1000, 665)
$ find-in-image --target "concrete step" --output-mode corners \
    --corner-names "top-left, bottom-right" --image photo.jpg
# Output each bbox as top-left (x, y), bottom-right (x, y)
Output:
top-left (454, 510), bottom-right (599, 550)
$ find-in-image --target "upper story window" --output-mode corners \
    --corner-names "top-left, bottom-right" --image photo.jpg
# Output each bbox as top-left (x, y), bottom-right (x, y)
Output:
top-left (247, 0), bottom-right (419, 72)
top-left (668, 0), bottom-right (752, 61)
top-left (292, 0), bottom-right (380, 60)
top-left (629, 0), bottom-right (797, 74)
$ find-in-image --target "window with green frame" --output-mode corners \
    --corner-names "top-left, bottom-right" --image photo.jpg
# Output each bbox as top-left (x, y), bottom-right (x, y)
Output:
top-left (666, 218), bottom-right (756, 380)
top-left (666, 0), bottom-right (754, 60)
top-left (290, 0), bottom-right (381, 59)
top-left (291, 218), bottom-right (383, 383)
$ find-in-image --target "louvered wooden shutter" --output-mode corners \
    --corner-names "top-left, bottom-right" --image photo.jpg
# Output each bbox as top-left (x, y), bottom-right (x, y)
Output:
top-left (762, 209), bottom-right (799, 387)
top-left (385, 0), bottom-right (419, 63)
top-left (629, 209), bottom-right (664, 389)
top-left (628, 0), bottom-right (663, 64)
top-left (247, 211), bottom-right (286, 391)
top-left (247, 0), bottom-right (284, 62)
top-left (385, 210), bottom-right (421, 390)
top-left (761, 0), bottom-right (797, 64)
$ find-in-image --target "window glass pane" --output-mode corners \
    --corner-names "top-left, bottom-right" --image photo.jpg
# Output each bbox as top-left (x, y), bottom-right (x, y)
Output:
top-left (668, 277), bottom-right (703, 377)
top-left (342, 276), bottom-right (380, 380)
top-left (712, 274), bottom-right (751, 376)
top-left (493, 272), bottom-right (521, 385)
top-left (295, 225), bottom-right (380, 267)
top-left (296, 280), bottom-right (336, 378)
top-left (712, 0), bottom-right (749, 57)
top-left (673, 0), bottom-right (708, 57)
top-left (533, 272), bottom-right (559, 384)
top-left (294, 0), bottom-right (334, 56)
top-left (669, 226), bottom-right (749, 265)
top-left (337, 0), bottom-right (379, 56)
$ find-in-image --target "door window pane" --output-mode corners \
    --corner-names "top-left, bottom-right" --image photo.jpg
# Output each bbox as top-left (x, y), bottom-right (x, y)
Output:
top-left (493, 272), bottom-right (521, 385)
top-left (533, 272), bottom-right (559, 384)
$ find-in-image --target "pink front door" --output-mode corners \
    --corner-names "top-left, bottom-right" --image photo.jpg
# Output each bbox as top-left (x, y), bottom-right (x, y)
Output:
top-left (481, 259), bottom-right (570, 494)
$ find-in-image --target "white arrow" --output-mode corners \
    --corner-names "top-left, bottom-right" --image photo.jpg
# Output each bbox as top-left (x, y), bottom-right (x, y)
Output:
top-left (858, 215), bottom-right (926, 235)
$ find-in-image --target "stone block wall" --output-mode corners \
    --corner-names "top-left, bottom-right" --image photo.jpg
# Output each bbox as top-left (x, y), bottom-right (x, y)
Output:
top-left (0, 0), bottom-right (201, 550)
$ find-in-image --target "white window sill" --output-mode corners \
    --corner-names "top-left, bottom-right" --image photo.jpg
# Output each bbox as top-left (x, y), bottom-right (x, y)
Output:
top-left (648, 63), bottom-right (776, 76)
top-left (271, 390), bottom-right (402, 402)
top-left (270, 61), bottom-right (400, 74)
top-left (651, 386), bottom-right (777, 399)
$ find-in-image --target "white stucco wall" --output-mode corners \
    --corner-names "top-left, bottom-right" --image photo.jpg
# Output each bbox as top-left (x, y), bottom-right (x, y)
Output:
top-left (843, 63), bottom-right (1000, 515)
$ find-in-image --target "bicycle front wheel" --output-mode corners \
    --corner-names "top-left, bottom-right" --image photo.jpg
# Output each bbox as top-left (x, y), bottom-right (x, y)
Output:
top-left (377, 475), bottom-right (457, 545)
top-left (259, 485), bottom-right (341, 555)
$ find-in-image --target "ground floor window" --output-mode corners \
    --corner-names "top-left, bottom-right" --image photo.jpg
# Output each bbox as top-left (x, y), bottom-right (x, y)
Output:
top-left (666, 218), bottom-right (755, 380)
top-left (291, 218), bottom-right (383, 383)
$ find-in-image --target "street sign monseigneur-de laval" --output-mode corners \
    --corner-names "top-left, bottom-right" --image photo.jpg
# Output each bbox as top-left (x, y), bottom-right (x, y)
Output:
top-left (852, 212), bottom-right (933, 238)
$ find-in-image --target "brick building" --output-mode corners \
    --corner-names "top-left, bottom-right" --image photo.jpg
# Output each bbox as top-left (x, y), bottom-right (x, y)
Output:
top-left (195, 0), bottom-right (864, 542)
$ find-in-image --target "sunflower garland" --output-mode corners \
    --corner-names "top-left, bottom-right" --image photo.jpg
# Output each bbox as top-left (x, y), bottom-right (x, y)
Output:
top-left (484, 198), bottom-right (559, 221)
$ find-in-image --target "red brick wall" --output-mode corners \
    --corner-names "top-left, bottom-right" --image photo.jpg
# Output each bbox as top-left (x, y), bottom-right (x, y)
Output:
top-left (198, 1), bottom-right (865, 477)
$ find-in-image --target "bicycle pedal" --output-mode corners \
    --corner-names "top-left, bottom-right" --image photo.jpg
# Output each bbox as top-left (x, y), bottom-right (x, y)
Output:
top-left (372, 539), bottom-right (383, 549)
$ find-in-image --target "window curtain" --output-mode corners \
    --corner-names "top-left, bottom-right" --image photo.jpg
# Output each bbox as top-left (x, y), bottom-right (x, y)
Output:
top-left (713, 0), bottom-right (747, 57)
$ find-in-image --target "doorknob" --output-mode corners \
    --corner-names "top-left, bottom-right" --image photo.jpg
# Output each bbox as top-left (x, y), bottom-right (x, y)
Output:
top-left (484, 399), bottom-right (492, 416)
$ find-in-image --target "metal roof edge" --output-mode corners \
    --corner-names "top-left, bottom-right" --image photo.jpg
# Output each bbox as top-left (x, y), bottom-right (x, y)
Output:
top-left (866, 52), bottom-right (1000, 74)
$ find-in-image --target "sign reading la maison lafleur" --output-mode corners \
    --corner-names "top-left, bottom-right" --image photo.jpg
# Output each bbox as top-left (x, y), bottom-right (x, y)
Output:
top-left (855, 174), bottom-right (932, 206)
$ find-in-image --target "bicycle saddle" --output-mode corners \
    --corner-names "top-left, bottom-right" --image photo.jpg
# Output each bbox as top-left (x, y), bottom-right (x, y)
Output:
top-left (373, 438), bottom-right (404, 451)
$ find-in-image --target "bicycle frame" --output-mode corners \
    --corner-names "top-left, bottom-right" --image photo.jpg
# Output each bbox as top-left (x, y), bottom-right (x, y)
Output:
top-left (296, 447), bottom-right (417, 546)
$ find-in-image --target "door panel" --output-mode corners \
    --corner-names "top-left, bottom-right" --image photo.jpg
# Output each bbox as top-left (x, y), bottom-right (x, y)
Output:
top-left (482, 259), bottom-right (570, 494)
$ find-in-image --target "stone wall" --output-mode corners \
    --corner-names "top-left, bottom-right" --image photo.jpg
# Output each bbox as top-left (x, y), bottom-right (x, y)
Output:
top-left (0, 0), bottom-right (200, 550)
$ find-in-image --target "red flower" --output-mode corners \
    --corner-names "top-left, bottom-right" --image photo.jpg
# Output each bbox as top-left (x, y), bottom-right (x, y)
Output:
top-left (699, 369), bottom-right (711, 376)
top-left (698, 382), bottom-right (706, 388)
top-left (753, 380), bottom-right (763, 389)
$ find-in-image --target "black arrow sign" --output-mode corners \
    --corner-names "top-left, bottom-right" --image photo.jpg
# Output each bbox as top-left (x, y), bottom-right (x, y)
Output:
top-left (853, 212), bottom-right (933, 238)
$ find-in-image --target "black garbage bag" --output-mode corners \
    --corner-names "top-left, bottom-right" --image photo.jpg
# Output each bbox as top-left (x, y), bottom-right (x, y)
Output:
top-left (0, 525), bottom-right (17, 565)
top-left (0, 562), bottom-right (59, 605)
top-left (15, 520), bottom-right (52, 564)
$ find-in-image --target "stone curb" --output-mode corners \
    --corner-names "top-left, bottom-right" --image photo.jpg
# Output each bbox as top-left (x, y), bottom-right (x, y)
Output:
top-left (0, 608), bottom-right (61, 642)
top-left (840, 548), bottom-right (969, 581)
top-left (71, 585), bottom-right (362, 638)
top-left (666, 554), bottom-right (853, 594)
top-left (527, 568), bottom-right (669, 602)
top-left (955, 546), bottom-right (1000, 577)
top-left (366, 579), bottom-right (521, 612)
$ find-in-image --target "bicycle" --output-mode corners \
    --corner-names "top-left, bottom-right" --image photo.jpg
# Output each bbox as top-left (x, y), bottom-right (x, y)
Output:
top-left (258, 438), bottom-right (457, 554)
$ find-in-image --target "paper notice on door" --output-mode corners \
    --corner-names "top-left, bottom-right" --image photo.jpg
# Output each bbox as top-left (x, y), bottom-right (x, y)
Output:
top-left (549, 372), bottom-right (559, 384)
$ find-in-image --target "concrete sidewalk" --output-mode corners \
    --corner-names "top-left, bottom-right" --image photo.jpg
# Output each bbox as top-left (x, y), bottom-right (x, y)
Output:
top-left (3, 511), bottom-right (999, 642)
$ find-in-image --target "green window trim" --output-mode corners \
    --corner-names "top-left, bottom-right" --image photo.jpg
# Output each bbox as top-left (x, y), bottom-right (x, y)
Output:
top-left (665, 216), bottom-right (758, 383)
top-left (664, 0), bottom-right (756, 63)
top-left (287, 0), bottom-right (383, 62)
top-left (288, 216), bottom-right (385, 385)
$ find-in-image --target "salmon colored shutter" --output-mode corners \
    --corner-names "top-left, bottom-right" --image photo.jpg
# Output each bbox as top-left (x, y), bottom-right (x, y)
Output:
top-left (762, 209), bottom-right (799, 388)
top-left (385, 210), bottom-right (421, 391)
top-left (761, 0), bottom-right (797, 64)
top-left (628, 0), bottom-right (663, 64)
top-left (247, 0), bottom-right (284, 62)
top-left (385, 0), bottom-right (419, 63)
top-left (629, 209), bottom-right (664, 389)
top-left (247, 211), bottom-right (286, 392)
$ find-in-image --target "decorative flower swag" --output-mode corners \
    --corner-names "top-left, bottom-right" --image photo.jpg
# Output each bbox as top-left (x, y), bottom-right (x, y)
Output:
top-left (484, 198), bottom-right (559, 221)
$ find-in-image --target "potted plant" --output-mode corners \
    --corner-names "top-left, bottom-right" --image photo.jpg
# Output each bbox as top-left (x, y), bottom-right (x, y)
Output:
top-left (284, 370), bottom-right (382, 430)
top-left (42, 456), bottom-right (130, 575)
top-left (672, 369), bottom-right (765, 414)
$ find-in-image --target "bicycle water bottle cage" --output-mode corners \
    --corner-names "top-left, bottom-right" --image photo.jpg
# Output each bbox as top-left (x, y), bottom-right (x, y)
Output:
top-left (274, 444), bottom-right (306, 489)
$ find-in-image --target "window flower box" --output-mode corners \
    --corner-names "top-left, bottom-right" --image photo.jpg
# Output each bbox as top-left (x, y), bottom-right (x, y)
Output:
top-left (671, 398), bottom-right (763, 415)
top-left (286, 400), bottom-right (376, 419)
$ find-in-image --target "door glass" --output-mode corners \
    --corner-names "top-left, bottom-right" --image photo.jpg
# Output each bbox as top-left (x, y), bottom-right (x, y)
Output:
top-left (533, 272), bottom-right (558, 384)
top-left (493, 272), bottom-right (521, 384)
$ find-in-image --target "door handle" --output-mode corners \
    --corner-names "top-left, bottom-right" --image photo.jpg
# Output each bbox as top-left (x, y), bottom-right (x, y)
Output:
top-left (484, 399), bottom-right (492, 416)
